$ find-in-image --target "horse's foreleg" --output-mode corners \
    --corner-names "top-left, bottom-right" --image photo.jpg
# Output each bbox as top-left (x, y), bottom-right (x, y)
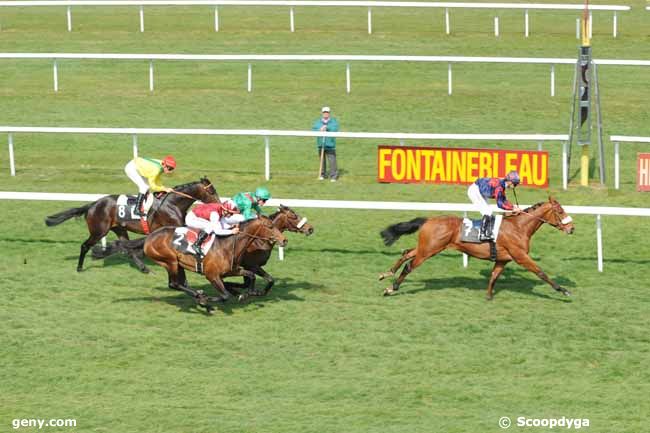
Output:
top-left (112, 227), bottom-right (149, 274)
top-left (512, 253), bottom-right (571, 296)
top-left (486, 261), bottom-right (508, 301)
top-left (379, 248), bottom-right (415, 281)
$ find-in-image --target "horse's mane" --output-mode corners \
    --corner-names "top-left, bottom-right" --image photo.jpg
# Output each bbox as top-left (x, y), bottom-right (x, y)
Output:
top-left (172, 179), bottom-right (201, 191)
top-left (523, 201), bottom-right (546, 213)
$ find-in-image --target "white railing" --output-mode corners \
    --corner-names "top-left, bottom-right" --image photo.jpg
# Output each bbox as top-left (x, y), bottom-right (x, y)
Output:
top-left (1, 126), bottom-right (570, 188)
top-left (3, 190), bottom-right (648, 272)
top-left (3, 53), bottom-right (650, 97)
top-left (610, 135), bottom-right (650, 190)
top-left (0, 1), bottom-right (629, 37)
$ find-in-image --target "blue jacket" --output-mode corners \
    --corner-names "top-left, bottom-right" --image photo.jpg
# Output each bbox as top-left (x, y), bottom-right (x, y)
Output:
top-left (312, 117), bottom-right (339, 149)
top-left (474, 177), bottom-right (514, 210)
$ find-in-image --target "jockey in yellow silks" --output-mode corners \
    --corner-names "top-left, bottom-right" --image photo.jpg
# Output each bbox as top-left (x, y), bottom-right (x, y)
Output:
top-left (124, 156), bottom-right (176, 216)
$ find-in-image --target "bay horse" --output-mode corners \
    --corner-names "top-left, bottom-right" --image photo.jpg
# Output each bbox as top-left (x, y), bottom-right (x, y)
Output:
top-left (45, 177), bottom-right (219, 272)
top-left (379, 197), bottom-right (575, 300)
top-left (225, 205), bottom-right (314, 297)
top-left (114, 217), bottom-right (288, 313)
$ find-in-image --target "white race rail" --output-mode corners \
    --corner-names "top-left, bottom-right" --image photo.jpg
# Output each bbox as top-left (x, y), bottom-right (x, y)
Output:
top-left (3, 53), bottom-right (649, 97)
top-left (2, 191), bottom-right (649, 273)
top-left (1, 126), bottom-right (570, 188)
top-left (0, 1), bottom-right (629, 37)
top-left (610, 135), bottom-right (650, 190)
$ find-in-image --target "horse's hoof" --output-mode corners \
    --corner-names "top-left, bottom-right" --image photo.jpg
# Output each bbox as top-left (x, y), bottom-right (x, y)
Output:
top-left (140, 267), bottom-right (150, 274)
top-left (378, 272), bottom-right (392, 281)
top-left (237, 294), bottom-right (248, 302)
top-left (486, 295), bottom-right (494, 301)
top-left (562, 288), bottom-right (572, 296)
top-left (383, 288), bottom-right (395, 296)
top-left (76, 267), bottom-right (83, 272)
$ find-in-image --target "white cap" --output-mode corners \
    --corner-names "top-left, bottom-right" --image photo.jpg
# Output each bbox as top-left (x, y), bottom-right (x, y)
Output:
top-left (321, 106), bottom-right (331, 113)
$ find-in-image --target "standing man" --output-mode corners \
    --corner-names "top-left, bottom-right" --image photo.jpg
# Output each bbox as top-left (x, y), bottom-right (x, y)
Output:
top-left (312, 106), bottom-right (340, 182)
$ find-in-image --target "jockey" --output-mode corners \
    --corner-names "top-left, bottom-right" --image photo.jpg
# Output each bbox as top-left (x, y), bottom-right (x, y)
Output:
top-left (124, 155), bottom-right (176, 216)
top-left (467, 170), bottom-right (522, 241)
top-left (231, 187), bottom-right (271, 221)
top-left (185, 199), bottom-right (241, 258)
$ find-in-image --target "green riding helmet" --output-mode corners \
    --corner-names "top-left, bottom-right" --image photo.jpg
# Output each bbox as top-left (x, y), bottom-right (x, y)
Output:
top-left (255, 187), bottom-right (271, 201)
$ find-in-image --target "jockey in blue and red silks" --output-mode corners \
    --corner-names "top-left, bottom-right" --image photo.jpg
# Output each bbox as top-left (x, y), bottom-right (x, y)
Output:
top-left (467, 171), bottom-right (523, 240)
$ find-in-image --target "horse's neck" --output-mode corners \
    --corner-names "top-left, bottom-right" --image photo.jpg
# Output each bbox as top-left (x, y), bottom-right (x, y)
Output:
top-left (518, 204), bottom-right (550, 235)
top-left (271, 214), bottom-right (288, 233)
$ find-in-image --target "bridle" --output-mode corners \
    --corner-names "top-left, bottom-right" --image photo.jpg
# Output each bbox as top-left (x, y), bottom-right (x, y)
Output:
top-left (272, 209), bottom-right (308, 233)
top-left (511, 189), bottom-right (572, 231)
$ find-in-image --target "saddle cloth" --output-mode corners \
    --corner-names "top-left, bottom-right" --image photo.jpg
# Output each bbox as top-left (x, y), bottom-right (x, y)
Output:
top-left (460, 215), bottom-right (503, 244)
top-left (116, 194), bottom-right (155, 222)
top-left (171, 227), bottom-right (217, 257)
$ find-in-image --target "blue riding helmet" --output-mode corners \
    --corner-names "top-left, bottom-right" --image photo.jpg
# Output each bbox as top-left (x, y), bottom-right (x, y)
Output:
top-left (505, 171), bottom-right (520, 186)
top-left (255, 187), bottom-right (271, 201)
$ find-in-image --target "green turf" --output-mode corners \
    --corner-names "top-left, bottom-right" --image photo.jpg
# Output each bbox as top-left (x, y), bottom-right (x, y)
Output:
top-left (1, 2), bottom-right (650, 432)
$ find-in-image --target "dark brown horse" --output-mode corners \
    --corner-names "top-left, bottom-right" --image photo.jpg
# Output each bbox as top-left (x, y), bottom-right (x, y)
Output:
top-left (379, 197), bottom-right (575, 300)
top-left (45, 177), bottom-right (219, 272)
top-left (114, 217), bottom-right (288, 313)
top-left (225, 205), bottom-right (314, 296)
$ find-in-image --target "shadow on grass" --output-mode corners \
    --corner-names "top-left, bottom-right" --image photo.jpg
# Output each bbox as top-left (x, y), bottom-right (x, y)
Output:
top-left (113, 276), bottom-right (324, 316)
top-left (389, 267), bottom-right (576, 302)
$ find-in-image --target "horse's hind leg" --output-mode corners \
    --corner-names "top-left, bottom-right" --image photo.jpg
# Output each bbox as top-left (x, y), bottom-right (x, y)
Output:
top-left (486, 260), bottom-right (508, 301)
top-left (112, 227), bottom-right (149, 273)
top-left (379, 248), bottom-right (415, 281)
top-left (78, 232), bottom-right (106, 272)
top-left (383, 245), bottom-right (446, 296)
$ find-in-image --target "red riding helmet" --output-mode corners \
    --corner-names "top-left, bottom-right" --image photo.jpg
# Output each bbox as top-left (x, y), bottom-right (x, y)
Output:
top-left (162, 155), bottom-right (176, 170)
top-left (221, 199), bottom-right (240, 214)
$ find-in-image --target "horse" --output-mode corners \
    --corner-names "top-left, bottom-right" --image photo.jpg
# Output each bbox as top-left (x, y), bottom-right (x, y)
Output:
top-left (378, 197), bottom-right (575, 300)
top-left (224, 205), bottom-right (314, 297)
top-left (113, 217), bottom-right (288, 313)
top-left (45, 177), bottom-right (220, 273)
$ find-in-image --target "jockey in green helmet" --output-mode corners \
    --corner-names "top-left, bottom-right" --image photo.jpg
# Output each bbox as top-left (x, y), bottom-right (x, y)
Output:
top-left (231, 187), bottom-right (271, 221)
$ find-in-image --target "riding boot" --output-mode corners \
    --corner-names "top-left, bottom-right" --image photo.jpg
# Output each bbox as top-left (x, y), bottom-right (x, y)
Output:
top-left (480, 215), bottom-right (493, 241)
top-left (134, 193), bottom-right (146, 217)
top-left (192, 230), bottom-right (209, 259)
top-left (484, 215), bottom-right (495, 241)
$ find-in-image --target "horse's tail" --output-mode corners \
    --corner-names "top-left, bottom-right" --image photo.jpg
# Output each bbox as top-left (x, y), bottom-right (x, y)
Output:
top-left (380, 217), bottom-right (428, 246)
top-left (45, 202), bottom-right (94, 226)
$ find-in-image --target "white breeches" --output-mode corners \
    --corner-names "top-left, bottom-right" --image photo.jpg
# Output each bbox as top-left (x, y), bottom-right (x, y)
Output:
top-left (124, 160), bottom-right (149, 194)
top-left (185, 211), bottom-right (233, 236)
top-left (467, 183), bottom-right (492, 216)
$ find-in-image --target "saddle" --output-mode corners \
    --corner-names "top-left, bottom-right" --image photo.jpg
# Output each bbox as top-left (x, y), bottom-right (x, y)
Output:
top-left (116, 194), bottom-right (155, 221)
top-left (460, 215), bottom-right (503, 261)
top-left (170, 227), bottom-right (216, 258)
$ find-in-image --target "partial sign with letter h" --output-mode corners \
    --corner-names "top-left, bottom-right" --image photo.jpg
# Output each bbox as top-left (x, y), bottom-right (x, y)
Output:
top-left (638, 153), bottom-right (650, 191)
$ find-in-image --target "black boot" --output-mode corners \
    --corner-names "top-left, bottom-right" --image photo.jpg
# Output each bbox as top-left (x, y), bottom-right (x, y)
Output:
top-left (480, 215), bottom-right (494, 241)
top-left (192, 230), bottom-right (209, 258)
top-left (134, 193), bottom-right (146, 217)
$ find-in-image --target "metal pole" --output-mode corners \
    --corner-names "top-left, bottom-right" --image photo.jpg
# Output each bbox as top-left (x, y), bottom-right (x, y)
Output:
top-left (494, 16), bottom-right (499, 37)
top-left (264, 136), bottom-right (270, 180)
top-left (596, 214), bottom-right (603, 272)
top-left (462, 211), bottom-right (468, 268)
top-left (132, 135), bottom-right (138, 159)
top-left (214, 6), bottom-right (219, 32)
top-left (537, 141), bottom-right (543, 152)
top-left (562, 141), bottom-right (568, 190)
top-left (247, 63), bottom-right (252, 92)
top-left (367, 7), bottom-right (372, 34)
top-left (614, 142), bottom-right (619, 190)
top-left (550, 64), bottom-right (555, 97)
top-left (290, 7), bottom-right (294, 32)
top-left (149, 60), bottom-right (154, 92)
top-left (588, 11), bottom-right (592, 39)
top-left (67, 6), bottom-right (72, 32)
top-left (445, 8), bottom-right (450, 35)
top-left (524, 9), bottom-right (529, 37)
top-left (8, 133), bottom-right (15, 176)
top-left (53, 60), bottom-right (59, 92)
top-left (613, 12), bottom-right (617, 38)
top-left (346, 63), bottom-right (351, 94)
top-left (594, 63), bottom-right (605, 185)
top-left (139, 5), bottom-right (144, 33)
top-left (447, 63), bottom-right (452, 96)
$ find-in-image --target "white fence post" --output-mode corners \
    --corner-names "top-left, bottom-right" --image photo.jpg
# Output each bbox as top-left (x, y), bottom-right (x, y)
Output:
top-left (149, 60), bottom-right (154, 92)
top-left (290, 7), bottom-right (294, 32)
top-left (8, 133), bottom-right (15, 176)
top-left (367, 7), bottom-right (372, 34)
top-left (247, 63), bottom-right (252, 92)
top-left (596, 214), bottom-right (603, 272)
top-left (524, 9), bottom-right (529, 37)
top-left (139, 5), bottom-right (144, 33)
top-left (588, 11), bottom-right (592, 39)
top-left (53, 60), bottom-right (59, 92)
top-left (278, 246), bottom-right (284, 261)
top-left (614, 141), bottom-right (620, 190)
top-left (66, 6), bottom-right (72, 32)
top-left (550, 64), bottom-right (555, 97)
top-left (576, 18), bottom-right (580, 39)
top-left (214, 6), bottom-right (219, 32)
top-left (562, 141), bottom-right (568, 190)
top-left (264, 136), bottom-right (270, 180)
top-left (346, 63), bottom-right (351, 94)
top-left (462, 211), bottom-right (468, 268)
top-left (447, 63), bottom-right (452, 96)
top-left (494, 16), bottom-right (499, 37)
top-left (537, 141), bottom-right (543, 151)
top-left (132, 135), bottom-right (138, 159)
top-left (445, 8), bottom-right (450, 35)
top-left (613, 12), bottom-right (617, 38)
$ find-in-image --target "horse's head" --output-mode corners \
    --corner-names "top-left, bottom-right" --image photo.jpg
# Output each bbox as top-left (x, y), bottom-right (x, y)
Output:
top-left (544, 196), bottom-right (575, 235)
top-left (271, 205), bottom-right (314, 236)
top-left (175, 177), bottom-right (220, 203)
